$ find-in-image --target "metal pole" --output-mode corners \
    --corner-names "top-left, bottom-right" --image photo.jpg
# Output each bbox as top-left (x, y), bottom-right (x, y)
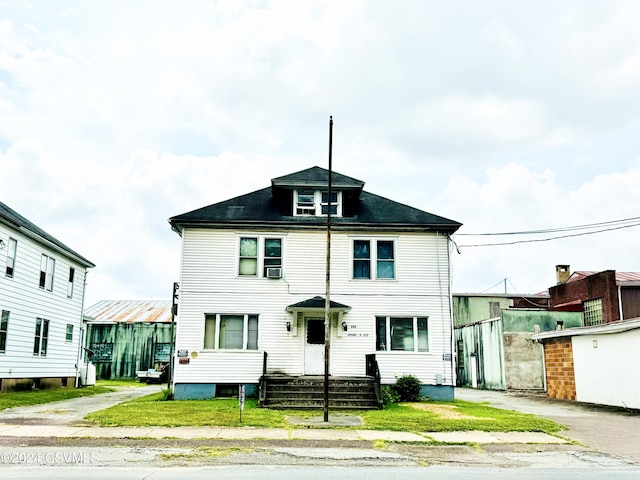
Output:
top-left (324, 116), bottom-right (333, 422)
top-left (168, 282), bottom-right (179, 390)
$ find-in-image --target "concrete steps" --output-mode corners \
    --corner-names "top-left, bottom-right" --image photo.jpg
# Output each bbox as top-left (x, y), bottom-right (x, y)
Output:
top-left (260, 375), bottom-right (382, 410)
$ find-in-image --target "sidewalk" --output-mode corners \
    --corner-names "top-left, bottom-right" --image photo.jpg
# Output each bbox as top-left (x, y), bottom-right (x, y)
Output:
top-left (0, 422), bottom-right (567, 445)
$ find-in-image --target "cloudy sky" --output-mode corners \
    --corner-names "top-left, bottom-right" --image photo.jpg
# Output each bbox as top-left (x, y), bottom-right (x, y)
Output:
top-left (2, 0), bottom-right (640, 307)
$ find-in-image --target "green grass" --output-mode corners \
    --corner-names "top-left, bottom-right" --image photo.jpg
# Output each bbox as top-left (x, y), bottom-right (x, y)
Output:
top-left (85, 394), bottom-right (564, 434)
top-left (360, 401), bottom-right (564, 433)
top-left (95, 378), bottom-right (148, 388)
top-left (86, 395), bottom-right (288, 428)
top-left (0, 385), bottom-right (114, 411)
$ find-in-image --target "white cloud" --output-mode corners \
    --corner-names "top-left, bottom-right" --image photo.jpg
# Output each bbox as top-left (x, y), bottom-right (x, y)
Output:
top-left (2, 1), bottom-right (640, 304)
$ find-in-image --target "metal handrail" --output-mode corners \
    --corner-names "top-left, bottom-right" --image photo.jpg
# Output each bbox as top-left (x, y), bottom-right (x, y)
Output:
top-left (259, 351), bottom-right (268, 405)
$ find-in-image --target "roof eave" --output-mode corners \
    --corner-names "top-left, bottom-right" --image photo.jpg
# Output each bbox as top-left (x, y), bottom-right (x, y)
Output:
top-left (170, 220), bottom-right (461, 234)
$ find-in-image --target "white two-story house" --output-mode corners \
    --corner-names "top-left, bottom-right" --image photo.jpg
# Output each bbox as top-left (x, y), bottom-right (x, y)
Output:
top-left (0, 202), bottom-right (95, 392)
top-left (169, 167), bottom-right (462, 403)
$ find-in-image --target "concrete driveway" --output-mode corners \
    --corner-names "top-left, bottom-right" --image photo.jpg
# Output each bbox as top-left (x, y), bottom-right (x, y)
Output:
top-left (456, 387), bottom-right (640, 464)
top-left (0, 384), bottom-right (163, 425)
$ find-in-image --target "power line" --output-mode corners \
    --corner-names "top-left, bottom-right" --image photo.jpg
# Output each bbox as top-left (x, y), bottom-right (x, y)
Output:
top-left (457, 222), bottom-right (640, 248)
top-left (456, 216), bottom-right (640, 237)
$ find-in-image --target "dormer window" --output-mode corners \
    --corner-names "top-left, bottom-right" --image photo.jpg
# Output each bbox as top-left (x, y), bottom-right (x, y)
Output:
top-left (296, 190), bottom-right (316, 215)
top-left (294, 190), bottom-right (342, 217)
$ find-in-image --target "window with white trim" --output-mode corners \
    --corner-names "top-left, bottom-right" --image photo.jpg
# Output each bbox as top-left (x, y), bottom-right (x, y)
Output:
top-left (353, 239), bottom-right (396, 279)
top-left (67, 267), bottom-right (75, 298)
top-left (238, 236), bottom-right (283, 278)
top-left (0, 310), bottom-right (9, 353)
top-left (376, 316), bottom-right (428, 352)
top-left (294, 190), bottom-right (342, 217)
top-left (65, 324), bottom-right (74, 342)
top-left (204, 314), bottom-right (259, 350)
top-left (5, 237), bottom-right (17, 277)
top-left (39, 254), bottom-right (55, 291)
top-left (33, 317), bottom-right (49, 356)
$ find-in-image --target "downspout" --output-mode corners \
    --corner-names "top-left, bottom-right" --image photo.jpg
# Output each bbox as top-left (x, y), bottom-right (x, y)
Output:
top-left (618, 285), bottom-right (624, 321)
top-left (75, 269), bottom-right (88, 388)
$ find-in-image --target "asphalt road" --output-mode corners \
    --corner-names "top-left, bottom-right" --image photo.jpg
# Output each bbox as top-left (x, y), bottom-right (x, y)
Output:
top-left (1, 465), bottom-right (640, 480)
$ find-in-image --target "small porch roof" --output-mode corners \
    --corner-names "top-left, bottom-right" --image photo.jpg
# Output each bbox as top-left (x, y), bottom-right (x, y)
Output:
top-left (286, 296), bottom-right (351, 312)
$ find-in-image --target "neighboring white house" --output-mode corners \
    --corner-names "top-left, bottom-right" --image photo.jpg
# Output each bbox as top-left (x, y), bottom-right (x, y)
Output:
top-left (0, 201), bottom-right (95, 392)
top-left (169, 167), bottom-right (461, 402)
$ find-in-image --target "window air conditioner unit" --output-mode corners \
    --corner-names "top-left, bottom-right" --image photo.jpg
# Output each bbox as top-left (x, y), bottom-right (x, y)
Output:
top-left (266, 267), bottom-right (282, 279)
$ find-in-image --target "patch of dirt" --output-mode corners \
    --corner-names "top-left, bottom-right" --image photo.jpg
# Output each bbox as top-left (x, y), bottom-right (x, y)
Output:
top-left (401, 402), bottom-right (478, 420)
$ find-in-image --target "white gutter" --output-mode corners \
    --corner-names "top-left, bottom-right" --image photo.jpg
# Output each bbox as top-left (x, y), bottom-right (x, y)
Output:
top-left (532, 317), bottom-right (640, 341)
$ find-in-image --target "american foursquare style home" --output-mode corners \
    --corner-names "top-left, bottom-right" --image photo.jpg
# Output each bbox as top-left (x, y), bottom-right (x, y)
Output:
top-left (169, 167), bottom-right (461, 405)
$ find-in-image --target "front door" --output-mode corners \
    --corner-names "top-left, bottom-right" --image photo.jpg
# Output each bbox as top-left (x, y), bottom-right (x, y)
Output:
top-left (304, 318), bottom-right (326, 375)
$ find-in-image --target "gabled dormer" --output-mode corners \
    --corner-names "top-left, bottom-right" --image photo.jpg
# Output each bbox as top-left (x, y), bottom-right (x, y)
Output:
top-left (270, 166), bottom-right (365, 218)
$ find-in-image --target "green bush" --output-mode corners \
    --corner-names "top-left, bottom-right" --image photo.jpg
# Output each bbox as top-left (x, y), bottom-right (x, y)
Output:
top-left (380, 385), bottom-right (399, 406)
top-left (390, 375), bottom-right (422, 402)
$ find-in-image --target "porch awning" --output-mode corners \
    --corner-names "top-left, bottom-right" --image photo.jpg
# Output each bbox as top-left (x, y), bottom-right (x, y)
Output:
top-left (286, 296), bottom-right (351, 312)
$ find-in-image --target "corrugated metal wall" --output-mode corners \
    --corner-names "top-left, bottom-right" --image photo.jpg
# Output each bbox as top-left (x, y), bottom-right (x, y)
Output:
top-left (86, 323), bottom-right (173, 379)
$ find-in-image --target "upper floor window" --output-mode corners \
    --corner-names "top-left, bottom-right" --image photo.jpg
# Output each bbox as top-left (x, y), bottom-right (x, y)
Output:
top-left (33, 317), bottom-right (49, 356)
top-left (39, 254), bottom-right (55, 291)
top-left (376, 316), bottom-right (428, 352)
top-left (67, 267), bottom-right (75, 298)
top-left (353, 239), bottom-right (395, 279)
top-left (0, 310), bottom-right (9, 353)
top-left (294, 190), bottom-right (342, 217)
top-left (204, 313), bottom-right (259, 350)
top-left (5, 237), bottom-right (17, 277)
top-left (239, 236), bottom-right (283, 278)
top-left (583, 298), bottom-right (603, 326)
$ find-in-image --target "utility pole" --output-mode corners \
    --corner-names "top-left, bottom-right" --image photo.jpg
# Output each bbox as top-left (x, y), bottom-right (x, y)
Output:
top-left (324, 116), bottom-right (333, 422)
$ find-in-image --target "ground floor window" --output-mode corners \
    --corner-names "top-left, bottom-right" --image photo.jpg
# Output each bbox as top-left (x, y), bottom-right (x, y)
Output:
top-left (376, 316), bottom-right (428, 352)
top-left (204, 314), bottom-right (259, 350)
top-left (33, 317), bottom-right (49, 356)
top-left (0, 310), bottom-right (9, 352)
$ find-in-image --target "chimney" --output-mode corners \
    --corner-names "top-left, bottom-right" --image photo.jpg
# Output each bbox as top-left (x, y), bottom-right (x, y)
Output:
top-left (556, 264), bottom-right (570, 284)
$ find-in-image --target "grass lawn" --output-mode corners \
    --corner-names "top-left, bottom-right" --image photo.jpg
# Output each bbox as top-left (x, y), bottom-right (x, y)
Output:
top-left (85, 393), bottom-right (564, 434)
top-left (0, 385), bottom-right (114, 411)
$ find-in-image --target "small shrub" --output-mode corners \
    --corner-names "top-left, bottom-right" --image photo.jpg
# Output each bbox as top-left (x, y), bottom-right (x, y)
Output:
top-left (162, 388), bottom-right (174, 401)
top-left (391, 375), bottom-right (422, 402)
top-left (380, 385), bottom-right (399, 406)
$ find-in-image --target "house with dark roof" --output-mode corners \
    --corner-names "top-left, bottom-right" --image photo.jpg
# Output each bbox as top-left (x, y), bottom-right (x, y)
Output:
top-left (169, 167), bottom-right (461, 405)
top-left (0, 201), bottom-right (95, 392)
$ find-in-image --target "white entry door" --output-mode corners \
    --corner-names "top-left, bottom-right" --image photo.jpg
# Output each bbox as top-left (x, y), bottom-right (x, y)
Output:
top-left (304, 318), bottom-right (326, 375)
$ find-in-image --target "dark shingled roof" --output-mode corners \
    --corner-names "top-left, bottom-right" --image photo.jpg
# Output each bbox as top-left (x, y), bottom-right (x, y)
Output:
top-left (287, 296), bottom-right (352, 311)
top-left (272, 166), bottom-right (365, 190)
top-left (0, 201), bottom-right (95, 267)
top-left (170, 166), bottom-right (461, 233)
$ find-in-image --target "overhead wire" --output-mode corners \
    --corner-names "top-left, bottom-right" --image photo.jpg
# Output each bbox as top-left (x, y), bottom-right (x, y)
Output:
top-left (454, 216), bottom-right (640, 248)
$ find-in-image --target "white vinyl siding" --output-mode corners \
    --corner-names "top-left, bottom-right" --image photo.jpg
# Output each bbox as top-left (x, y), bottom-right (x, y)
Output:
top-left (175, 228), bottom-right (453, 387)
top-left (0, 223), bottom-right (90, 379)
